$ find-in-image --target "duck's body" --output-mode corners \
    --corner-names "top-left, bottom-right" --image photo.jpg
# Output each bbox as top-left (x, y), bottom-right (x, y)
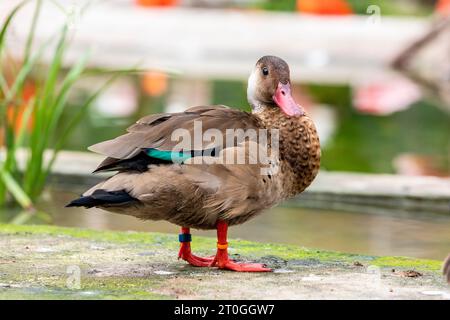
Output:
top-left (80, 105), bottom-right (320, 229)
top-left (68, 56), bottom-right (321, 272)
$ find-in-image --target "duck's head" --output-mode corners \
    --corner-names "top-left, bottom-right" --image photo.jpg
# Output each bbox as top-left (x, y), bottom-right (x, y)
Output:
top-left (247, 55), bottom-right (304, 116)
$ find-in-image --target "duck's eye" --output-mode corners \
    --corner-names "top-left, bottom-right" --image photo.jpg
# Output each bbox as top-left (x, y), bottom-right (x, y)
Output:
top-left (262, 67), bottom-right (269, 76)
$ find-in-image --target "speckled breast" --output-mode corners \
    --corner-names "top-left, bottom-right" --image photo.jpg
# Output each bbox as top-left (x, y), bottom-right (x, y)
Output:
top-left (257, 108), bottom-right (321, 198)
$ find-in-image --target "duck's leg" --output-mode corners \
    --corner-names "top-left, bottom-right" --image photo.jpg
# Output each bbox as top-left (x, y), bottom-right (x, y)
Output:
top-left (210, 220), bottom-right (272, 272)
top-left (178, 227), bottom-right (214, 267)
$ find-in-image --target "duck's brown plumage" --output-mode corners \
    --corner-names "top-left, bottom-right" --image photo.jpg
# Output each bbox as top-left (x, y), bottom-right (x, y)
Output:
top-left (80, 105), bottom-right (320, 229)
top-left (69, 56), bottom-right (321, 230)
top-left (90, 106), bottom-right (262, 163)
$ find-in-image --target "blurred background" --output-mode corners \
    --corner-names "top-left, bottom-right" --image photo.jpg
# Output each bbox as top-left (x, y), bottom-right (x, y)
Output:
top-left (0, 0), bottom-right (449, 260)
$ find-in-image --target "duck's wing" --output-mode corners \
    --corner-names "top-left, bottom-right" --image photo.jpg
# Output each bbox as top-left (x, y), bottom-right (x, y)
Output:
top-left (79, 139), bottom-right (281, 228)
top-left (77, 107), bottom-right (281, 227)
top-left (89, 105), bottom-right (262, 172)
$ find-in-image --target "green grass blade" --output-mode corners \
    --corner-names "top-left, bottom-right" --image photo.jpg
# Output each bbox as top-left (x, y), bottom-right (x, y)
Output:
top-left (0, 35), bottom-right (49, 205)
top-left (0, 0), bottom-right (30, 53)
top-left (14, 96), bottom-right (35, 147)
top-left (0, 1), bottom-right (137, 206)
top-left (0, 72), bottom-right (9, 96)
top-left (1, 37), bottom-right (51, 109)
top-left (31, 25), bottom-right (67, 143)
top-left (24, 26), bottom-right (68, 197)
top-left (0, 169), bottom-right (32, 209)
top-left (40, 25), bottom-right (68, 115)
top-left (0, 38), bottom-right (51, 189)
top-left (0, 0), bottom-right (30, 110)
top-left (30, 53), bottom-right (89, 195)
top-left (23, 0), bottom-right (42, 65)
top-left (42, 52), bottom-right (89, 143)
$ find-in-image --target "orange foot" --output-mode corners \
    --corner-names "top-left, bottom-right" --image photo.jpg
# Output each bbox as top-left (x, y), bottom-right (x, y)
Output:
top-left (211, 257), bottom-right (271, 272)
top-left (178, 223), bottom-right (272, 272)
top-left (178, 242), bottom-right (214, 267)
top-left (217, 262), bottom-right (271, 272)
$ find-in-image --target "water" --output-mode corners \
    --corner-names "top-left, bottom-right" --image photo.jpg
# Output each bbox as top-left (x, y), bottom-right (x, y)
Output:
top-left (36, 190), bottom-right (450, 261)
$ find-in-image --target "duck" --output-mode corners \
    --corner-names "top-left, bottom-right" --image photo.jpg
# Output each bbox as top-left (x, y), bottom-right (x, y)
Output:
top-left (67, 56), bottom-right (321, 272)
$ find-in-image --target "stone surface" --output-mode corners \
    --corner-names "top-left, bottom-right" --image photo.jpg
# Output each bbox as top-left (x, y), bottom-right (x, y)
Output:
top-left (0, 224), bottom-right (449, 300)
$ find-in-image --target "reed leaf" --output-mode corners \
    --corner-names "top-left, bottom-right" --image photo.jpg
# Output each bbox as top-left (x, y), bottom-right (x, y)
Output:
top-left (23, 0), bottom-right (42, 65)
top-left (0, 0), bottom-right (30, 53)
top-left (0, 169), bottom-right (32, 209)
top-left (0, 0), bottom-right (135, 218)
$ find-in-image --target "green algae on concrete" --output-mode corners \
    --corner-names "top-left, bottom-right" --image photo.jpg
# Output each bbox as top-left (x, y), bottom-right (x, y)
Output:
top-left (0, 224), bottom-right (448, 300)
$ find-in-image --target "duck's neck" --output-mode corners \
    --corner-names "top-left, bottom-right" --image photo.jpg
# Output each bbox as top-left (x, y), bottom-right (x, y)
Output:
top-left (251, 103), bottom-right (280, 121)
top-left (249, 98), bottom-right (273, 114)
top-left (253, 104), bottom-right (321, 198)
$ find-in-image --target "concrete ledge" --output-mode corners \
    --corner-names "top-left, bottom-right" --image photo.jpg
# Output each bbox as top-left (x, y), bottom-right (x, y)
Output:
top-left (0, 224), bottom-right (449, 300)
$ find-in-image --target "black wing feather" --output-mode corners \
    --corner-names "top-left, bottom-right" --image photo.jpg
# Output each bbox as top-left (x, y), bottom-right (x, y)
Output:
top-left (66, 189), bottom-right (138, 208)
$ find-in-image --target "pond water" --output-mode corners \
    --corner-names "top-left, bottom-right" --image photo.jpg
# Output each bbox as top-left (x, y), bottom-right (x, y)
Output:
top-left (31, 190), bottom-right (450, 261)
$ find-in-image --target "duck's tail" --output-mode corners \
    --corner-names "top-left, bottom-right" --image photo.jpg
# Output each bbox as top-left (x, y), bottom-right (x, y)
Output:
top-left (66, 189), bottom-right (137, 208)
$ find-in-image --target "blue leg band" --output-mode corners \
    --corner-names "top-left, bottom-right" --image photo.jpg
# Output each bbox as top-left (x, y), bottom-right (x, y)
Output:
top-left (179, 233), bottom-right (192, 243)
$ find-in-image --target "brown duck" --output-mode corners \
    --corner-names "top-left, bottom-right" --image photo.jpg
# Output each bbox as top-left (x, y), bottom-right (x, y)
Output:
top-left (67, 56), bottom-right (321, 272)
